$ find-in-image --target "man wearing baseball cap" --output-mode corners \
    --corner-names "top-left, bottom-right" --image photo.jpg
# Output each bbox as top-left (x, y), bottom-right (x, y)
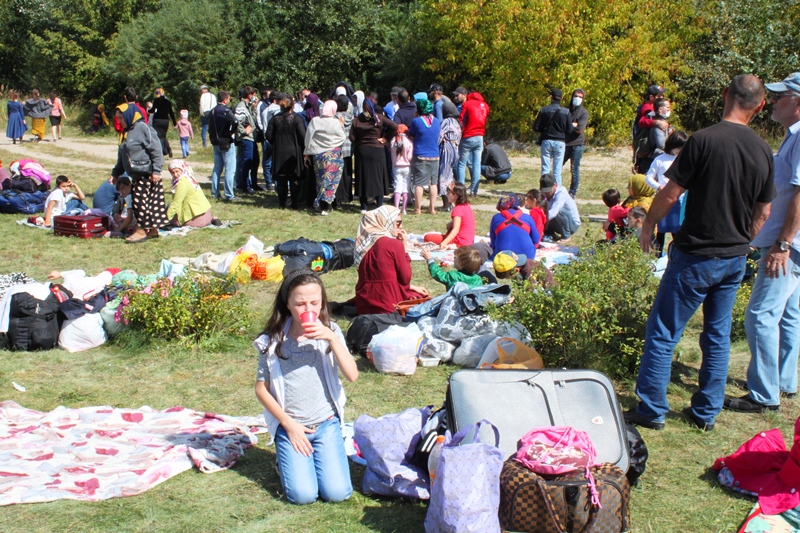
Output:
top-left (540, 173), bottom-right (580, 241)
top-left (626, 75), bottom-right (774, 432)
top-left (533, 88), bottom-right (574, 187)
top-left (493, 250), bottom-right (527, 278)
top-left (725, 72), bottom-right (800, 415)
top-left (452, 86), bottom-right (468, 112)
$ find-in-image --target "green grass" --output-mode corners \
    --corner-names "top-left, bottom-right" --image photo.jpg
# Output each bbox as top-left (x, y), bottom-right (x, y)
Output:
top-left (1, 113), bottom-right (798, 533)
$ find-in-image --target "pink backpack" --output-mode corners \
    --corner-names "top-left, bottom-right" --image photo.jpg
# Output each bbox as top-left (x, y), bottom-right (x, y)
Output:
top-left (514, 426), bottom-right (602, 507)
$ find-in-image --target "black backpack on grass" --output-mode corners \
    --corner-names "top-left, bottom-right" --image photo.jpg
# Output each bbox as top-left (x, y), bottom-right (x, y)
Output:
top-left (346, 312), bottom-right (407, 355)
top-left (3, 291), bottom-right (62, 351)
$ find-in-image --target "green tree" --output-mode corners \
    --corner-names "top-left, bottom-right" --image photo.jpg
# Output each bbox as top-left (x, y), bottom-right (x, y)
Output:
top-left (677, 0), bottom-right (800, 133)
top-left (0, 0), bottom-right (160, 98)
top-left (416, 0), bottom-right (695, 142)
top-left (103, 0), bottom-right (244, 112)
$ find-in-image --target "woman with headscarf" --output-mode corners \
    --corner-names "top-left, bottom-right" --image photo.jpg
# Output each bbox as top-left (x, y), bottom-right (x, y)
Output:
top-left (166, 160), bottom-right (218, 227)
top-left (353, 91), bottom-right (365, 116)
top-left (330, 81), bottom-right (356, 108)
top-left (408, 97), bottom-right (441, 215)
top-left (150, 87), bottom-right (176, 158)
top-left (22, 90), bottom-right (52, 142)
top-left (349, 98), bottom-right (397, 214)
top-left (109, 105), bottom-right (169, 243)
top-left (334, 95), bottom-right (355, 205)
top-left (266, 94), bottom-right (307, 209)
top-left (623, 173), bottom-right (656, 211)
top-left (299, 93), bottom-right (320, 128)
top-left (489, 193), bottom-right (540, 260)
top-left (353, 206), bottom-right (429, 314)
top-left (6, 91), bottom-right (27, 144)
top-left (304, 100), bottom-right (346, 216)
top-left (438, 100), bottom-right (462, 211)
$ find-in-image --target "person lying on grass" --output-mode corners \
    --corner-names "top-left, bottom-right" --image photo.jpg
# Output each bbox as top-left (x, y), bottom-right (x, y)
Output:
top-left (254, 270), bottom-right (358, 505)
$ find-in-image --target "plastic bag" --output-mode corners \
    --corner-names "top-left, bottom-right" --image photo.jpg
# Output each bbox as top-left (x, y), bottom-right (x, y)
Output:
top-left (478, 338), bottom-right (543, 370)
top-left (58, 313), bottom-right (107, 353)
top-left (229, 251), bottom-right (257, 283)
top-left (369, 323), bottom-right (422, 375)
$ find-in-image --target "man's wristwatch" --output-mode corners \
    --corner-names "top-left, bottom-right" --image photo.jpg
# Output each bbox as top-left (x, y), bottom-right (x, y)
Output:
top-left (776, 240), bottom-right (791, 252)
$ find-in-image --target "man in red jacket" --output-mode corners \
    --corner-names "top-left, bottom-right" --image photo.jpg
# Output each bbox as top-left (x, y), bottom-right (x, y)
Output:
top-left (456, 91), bottom-right (490, 196)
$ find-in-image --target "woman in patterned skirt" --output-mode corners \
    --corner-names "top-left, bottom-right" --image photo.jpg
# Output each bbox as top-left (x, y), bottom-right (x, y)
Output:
top-left (304, 100), bottom-right (346, 216)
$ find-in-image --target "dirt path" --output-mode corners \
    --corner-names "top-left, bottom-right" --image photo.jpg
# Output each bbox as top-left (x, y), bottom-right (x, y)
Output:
top-left (0, 137), bottom-right (214, 176)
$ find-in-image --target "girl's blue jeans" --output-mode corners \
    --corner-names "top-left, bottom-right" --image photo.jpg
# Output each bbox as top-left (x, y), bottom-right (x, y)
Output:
top-left (274, 416), bottom-right (352, 505)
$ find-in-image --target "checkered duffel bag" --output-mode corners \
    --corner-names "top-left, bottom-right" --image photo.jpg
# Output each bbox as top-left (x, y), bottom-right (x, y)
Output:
top-left (499, 459), bottom-right (631, 533)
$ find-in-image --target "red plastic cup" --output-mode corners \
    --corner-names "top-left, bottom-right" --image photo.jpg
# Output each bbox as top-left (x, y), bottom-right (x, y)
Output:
top-left (300, 311), bottom-right (318, 332)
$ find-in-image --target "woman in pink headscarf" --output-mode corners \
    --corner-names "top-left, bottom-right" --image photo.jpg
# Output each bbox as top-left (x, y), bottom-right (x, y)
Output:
top-left (303, 100), bottom-right (346, 216)
top-left (166, 159), bottom-right (218, 228)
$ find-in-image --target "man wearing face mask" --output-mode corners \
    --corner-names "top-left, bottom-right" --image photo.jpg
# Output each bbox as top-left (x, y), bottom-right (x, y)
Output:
top-left (564, 89), bottom-right (589, 198)
top-left (648, 98), bottom-right (674, 162)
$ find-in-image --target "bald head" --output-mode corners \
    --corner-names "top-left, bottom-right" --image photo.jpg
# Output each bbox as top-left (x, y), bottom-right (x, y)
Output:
top-left (727, 74), bottom-right (766, 111)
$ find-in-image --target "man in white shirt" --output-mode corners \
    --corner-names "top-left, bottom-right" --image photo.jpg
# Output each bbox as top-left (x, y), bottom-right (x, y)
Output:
top-left (259, 91), bottom-right (282, 191)
top-left (199, 85), bottom-right (217, 148)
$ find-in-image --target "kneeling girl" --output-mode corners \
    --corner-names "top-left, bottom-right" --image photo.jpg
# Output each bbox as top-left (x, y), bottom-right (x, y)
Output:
top-left (254, 270), bottom-right (358, 505)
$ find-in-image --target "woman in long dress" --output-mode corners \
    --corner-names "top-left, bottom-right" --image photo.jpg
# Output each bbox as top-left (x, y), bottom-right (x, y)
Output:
top-left (304, 100), bottom-right (346, 215)
top-left (266, 95), bottom-right (306, 209)
top-left (6, 91), bottom-right (27, 144)
top-left (23, 89), bottom-right (52, 142)
top-left (349, 99), bottom-right (397, 213)
top-left (438, 100), bottom-right (462, 211)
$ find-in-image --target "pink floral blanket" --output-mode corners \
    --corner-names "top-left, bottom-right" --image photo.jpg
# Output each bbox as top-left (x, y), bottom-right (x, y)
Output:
top-left (0, 401), bottom-right (268, 506)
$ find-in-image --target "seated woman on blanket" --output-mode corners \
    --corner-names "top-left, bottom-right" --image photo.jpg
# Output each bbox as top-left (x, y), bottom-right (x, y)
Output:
top-left (166, 160), bottom-right (219, 228)
top-left (487, 193), bottom-right (540, 260)
top-left (423, 182), bottom-right (476, 249)
top-left (43, 175), bottom-right (88, 227)
top-left (354, 206), bottom-right (429, 315)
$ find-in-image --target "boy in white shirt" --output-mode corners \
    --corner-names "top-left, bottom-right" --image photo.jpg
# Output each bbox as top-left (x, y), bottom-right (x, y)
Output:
top-left (43, 175), bottom-right (86, 226)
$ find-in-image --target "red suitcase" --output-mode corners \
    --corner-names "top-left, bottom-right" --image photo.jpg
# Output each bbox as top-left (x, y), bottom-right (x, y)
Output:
top-left (53, 215), bottom-right (109, 238)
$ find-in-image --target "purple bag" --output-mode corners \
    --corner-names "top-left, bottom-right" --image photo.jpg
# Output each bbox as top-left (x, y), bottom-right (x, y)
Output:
top-left (424, 419), bottom-right (504, 533)
top-left (354, 406), bottom-right (432, 499)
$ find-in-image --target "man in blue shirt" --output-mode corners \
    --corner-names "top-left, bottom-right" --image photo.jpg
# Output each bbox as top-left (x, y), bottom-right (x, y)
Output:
top-left (725, 72), bottom-right (800, 414)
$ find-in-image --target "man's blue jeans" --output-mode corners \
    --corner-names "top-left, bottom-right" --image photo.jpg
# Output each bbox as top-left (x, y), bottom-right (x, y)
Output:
top-left (200, 114), bottom-right (209, 148)
top-left (546, 209), bottom-right (579, 239)
top-left (456, 135), bottom-right (483, 194)
top-left (481, 166), bottom-right (512, 184)
top-left (236, 140), bottom-right (258, 190)
top-left (211, 144), bottom-right (236, 200)
top-left (274, 417), bottom-right (352, 505)
top-left (745, 247), bottom-right (800, 406)
top-left (635, 246), bottom-right (746, 426)
top-left (563, 144), bottom-right (584, 197)
top-left (540, 140), bottom-right (566, 185)
top-left (262, 140), bottom-right (273, 187)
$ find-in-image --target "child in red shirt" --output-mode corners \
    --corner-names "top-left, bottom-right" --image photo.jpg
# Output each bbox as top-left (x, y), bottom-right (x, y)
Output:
top-left (524, 189), bottom-right (547, 248)
top-left (602, 188), bottom-right (629, 241)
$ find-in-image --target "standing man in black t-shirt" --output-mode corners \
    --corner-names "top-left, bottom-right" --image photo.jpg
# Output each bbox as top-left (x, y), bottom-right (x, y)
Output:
top-left (625, 75), bottom-right (776, 432)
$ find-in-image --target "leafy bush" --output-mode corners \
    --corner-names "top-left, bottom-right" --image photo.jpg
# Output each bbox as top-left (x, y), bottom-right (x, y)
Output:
top-left (492, 238), bottom-right (658, 378)
top-left (119, 273), bottom-right (250, 343)
top-left (730, 280), bottom-right (752, 343)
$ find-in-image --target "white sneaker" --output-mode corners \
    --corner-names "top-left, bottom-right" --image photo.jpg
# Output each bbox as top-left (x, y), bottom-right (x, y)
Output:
top-left (320, 210), bottom-right (329, 216)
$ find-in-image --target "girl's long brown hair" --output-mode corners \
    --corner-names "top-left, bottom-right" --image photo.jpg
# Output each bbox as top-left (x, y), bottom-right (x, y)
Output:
top-left (261, 270), bottom-right (332, 359)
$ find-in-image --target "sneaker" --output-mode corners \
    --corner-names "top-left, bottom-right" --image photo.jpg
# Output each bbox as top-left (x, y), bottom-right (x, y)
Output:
top-left (266, 184), bottom-right (276, 192)
top-left (623, 409), bottom-right (665, 431)
top-left (252, 185), bottom-right (265, 192)
top-left (723, 394), bottom-right (779, 413)
top-left (682, 407), bottom-right (714, 432)
top-left (320, 210), bottom-right (329, 216)
top-left (782, 391), bottom-right (797, 399)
